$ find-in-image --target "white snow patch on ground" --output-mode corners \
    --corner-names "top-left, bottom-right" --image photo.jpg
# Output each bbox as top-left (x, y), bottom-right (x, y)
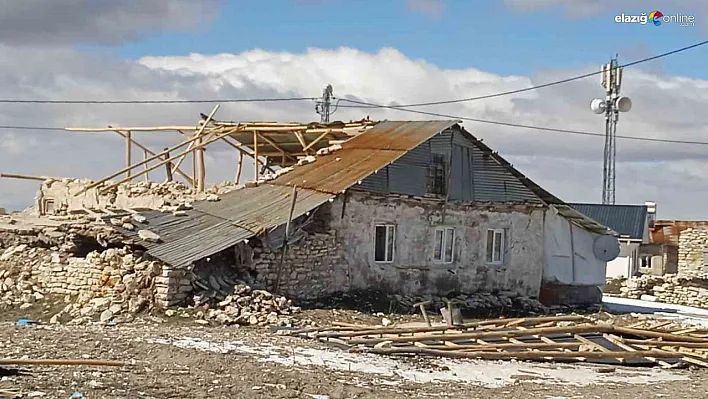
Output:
top-left (603, 296), bottom-right (708, 328)
top-left (146, 336), bottom-right (690, 389)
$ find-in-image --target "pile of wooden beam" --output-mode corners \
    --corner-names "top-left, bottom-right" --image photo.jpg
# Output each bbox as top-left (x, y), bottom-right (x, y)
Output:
top-left (284, 315), bottom-right (708, 368)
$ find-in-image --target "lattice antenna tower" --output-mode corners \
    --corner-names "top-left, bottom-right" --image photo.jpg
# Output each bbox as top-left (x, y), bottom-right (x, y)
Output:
top-left (590, 55), bottom-right (632, 205)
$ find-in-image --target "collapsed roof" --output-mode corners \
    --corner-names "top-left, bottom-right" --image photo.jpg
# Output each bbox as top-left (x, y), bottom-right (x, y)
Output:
top-left (110, 120), bottom-right (612, 268)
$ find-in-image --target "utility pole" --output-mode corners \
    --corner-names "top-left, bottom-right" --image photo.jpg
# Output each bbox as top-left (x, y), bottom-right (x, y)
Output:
top-left (590, 55), bottom-right (632, 205)
top-left (315, 84), bottom-right (333, 123)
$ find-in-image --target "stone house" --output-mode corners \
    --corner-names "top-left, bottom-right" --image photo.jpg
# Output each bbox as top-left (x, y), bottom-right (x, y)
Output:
top-left (650, 220), bottom-right (708, 274)
top-left (569, 202), bottom-right (654, 278)
top-left (114, 120), bottom-right (618, 306)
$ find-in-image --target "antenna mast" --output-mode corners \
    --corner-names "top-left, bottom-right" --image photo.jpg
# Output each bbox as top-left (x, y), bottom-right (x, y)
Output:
top-left (590, 55), bottom-right (632, 205)
top-left (315, 84), bottom-right (333, 123)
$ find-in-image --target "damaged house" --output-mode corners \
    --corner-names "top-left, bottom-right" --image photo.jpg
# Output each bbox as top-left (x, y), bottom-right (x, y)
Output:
top-left (109, 120), bottom-right (618, 307)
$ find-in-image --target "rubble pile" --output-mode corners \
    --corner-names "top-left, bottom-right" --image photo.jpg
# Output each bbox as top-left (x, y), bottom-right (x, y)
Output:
top-left (182, 280), bottom-right (301, 327)
top-left (605, 272), bottom-right (708, 308)
top-left (170, 259), bottom-right (300, 326)
top-left (37, 178), bottom-right (244, 216)
top-left (309, 288), bottom-right (551, 316)
top-left (0, 215), bottom-right (124, 252)
top-left (395, 291), bottom-right (549, 315)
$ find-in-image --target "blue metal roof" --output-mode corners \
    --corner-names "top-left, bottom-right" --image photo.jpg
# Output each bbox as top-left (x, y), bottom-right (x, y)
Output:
top-left (568, 203), bottom-right (648, 240)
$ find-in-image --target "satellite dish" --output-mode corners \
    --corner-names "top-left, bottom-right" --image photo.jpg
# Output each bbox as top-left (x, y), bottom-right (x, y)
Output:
top-left (590, 98), bottom-right (606, 114)
top-left (616, 96), bottom-right (632, 112)
top-left (593, 234), bottom-right (620, 262)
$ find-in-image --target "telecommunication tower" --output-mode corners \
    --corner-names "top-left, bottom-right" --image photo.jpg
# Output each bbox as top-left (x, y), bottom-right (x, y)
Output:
top-left (315, 84), bottom-right (334, 123)
top-left (590, 56), bottom-right (632, 205)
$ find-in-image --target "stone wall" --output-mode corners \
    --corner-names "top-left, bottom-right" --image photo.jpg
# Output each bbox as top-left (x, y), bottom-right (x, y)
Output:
top-left (605, 272), bottom-right (708, 309)
top-left (252, 229), bottom-right (349, 300)
top-left (678, 228), bottom-right (708, 273)
top-left (249, 190), bottom-right (547, 301)
top-left (1, 244), bottom-right (165, 323)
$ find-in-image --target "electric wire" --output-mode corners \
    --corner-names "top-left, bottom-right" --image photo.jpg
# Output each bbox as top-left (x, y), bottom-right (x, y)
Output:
top-left (1, 118), bottom-right (706, 146)
top-left (336, 40), bottom-right (708, 108)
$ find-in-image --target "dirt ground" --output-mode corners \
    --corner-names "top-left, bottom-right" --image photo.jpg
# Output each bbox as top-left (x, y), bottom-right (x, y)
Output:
top-left (1, 309), bottom-right (708, 399)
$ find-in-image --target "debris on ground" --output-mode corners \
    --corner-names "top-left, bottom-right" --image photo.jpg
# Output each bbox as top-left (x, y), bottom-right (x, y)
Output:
top-left (283, 314), bottom-right (708, 368)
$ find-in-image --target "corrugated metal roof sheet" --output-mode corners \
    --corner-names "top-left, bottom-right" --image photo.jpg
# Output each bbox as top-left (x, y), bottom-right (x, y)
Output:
top-left (269, 120), bottom-right (460, 194)
top-left (194, 183), bottom-right (334, 232)
top-left (569, 203), bottom-right (647, 240)
top-left (107, 209), bottom-right (252, 267)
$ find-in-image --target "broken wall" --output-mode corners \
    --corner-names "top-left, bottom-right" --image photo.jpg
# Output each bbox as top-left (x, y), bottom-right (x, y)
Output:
top-left (36, 178), bottom-right (243, 215)
top-left (252, 190), bottom-right (546, 299)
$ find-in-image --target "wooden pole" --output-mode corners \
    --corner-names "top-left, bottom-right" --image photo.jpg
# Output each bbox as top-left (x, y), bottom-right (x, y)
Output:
top-left (196, 136), bottom-right (205, 192)
top-left (170, 104), bottom-right (220, 177)
top-left (126, 131), bottom-right (132, 180)
top-left (76, 129), bottom-right (214, 196)
top-left (192, 146), bottom-right (198, 191)
top-left (235, 151), bottom-right (243, 184)
top-left (143, 150), bottom-right (150, 182)
top-left (274, 185), bottom-right (298, 293)
top-left (308, 315), bottom-right (590, 338)
top-left (0, 173), bottom-right (55, 181)
top-left (253, 131), bottom-right (259, 181)
top-left (163, 148), bottom-right (173, 182)
top-left (99, 130), bottom-right (233, 192)
top-left (346, 325), bottom-right (612, 346)
top-left (354, 347), bottom-right (680, 361)
top-left (112, 130), bottom-right (193, 186)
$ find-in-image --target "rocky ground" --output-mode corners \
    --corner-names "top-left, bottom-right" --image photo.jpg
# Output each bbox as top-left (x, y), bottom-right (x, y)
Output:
top-left (1, 309), bottom-right (707, 399)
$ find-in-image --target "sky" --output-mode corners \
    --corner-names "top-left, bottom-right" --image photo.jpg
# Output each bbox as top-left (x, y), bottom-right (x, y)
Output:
top-left (0, 0), bottom-right (707, 219)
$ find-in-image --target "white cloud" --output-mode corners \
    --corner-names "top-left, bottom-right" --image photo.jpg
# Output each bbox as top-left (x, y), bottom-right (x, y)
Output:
top-left (0, 46), bottom-right (707, 219)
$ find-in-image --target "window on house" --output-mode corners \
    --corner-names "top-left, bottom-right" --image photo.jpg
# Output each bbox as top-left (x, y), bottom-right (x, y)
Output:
top-left (641, 256), bottom-right (652, 269)
top-left (434, 227), bottom-right (455, 263)
top-left (374, 224), bottom-right (395, 263)
top-left (427, 154), bottom-right (446, 196)
top-left (703, 250), bottom-right (708, 272)
top-left (486, 229), bottom-right (505, 264)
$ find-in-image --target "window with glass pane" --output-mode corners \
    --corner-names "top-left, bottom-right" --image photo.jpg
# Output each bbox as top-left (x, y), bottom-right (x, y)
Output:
top-left (374, 224), bottom-right (395, 262)
top-left (433, 227), bottom-right (455, 263)
top-left (486, 229), bottom-right (505, 264)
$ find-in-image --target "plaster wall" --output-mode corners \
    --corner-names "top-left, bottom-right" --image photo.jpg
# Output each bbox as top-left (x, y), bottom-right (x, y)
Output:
top-left (255, 191), bottom-right (547, 299)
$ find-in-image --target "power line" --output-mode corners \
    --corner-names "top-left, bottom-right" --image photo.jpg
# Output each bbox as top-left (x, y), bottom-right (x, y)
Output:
top-left (334, 102), bottom-right (708, 146)
top-left (0, 97), bottom-right (318, 105)
top-left (1, 115), bottom-right (707, 146)
top-left (337, 40), bottom-right (708, 109)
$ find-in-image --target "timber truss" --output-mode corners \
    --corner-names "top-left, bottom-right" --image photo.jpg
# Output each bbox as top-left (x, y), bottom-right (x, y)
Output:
top-left (58, 105), bottom-right (377, 194)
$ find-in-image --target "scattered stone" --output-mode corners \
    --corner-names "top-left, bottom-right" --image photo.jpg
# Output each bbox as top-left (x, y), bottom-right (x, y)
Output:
top-left (138, 229), bottom-right (161, 242)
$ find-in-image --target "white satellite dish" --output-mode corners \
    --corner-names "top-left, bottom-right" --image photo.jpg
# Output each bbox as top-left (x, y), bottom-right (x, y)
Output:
top-left (593, 234), bottom-right (620, 262)
top-left (616, 96), bottom-right (632, 112)
top-left (590, 98), bottom-right (606, 114)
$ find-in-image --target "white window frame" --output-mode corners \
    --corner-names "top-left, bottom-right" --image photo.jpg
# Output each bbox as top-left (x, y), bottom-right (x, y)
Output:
top-left (486, 229), bottom-right (505, 265)
top-left (374, 224), bottom-right (395, 263)
top-left (433, 227), bottom-right (455, 264)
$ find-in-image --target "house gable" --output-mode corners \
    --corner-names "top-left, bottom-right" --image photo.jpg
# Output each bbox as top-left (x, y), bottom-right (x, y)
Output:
top-left (358, 127), bottom-right (544, 203)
